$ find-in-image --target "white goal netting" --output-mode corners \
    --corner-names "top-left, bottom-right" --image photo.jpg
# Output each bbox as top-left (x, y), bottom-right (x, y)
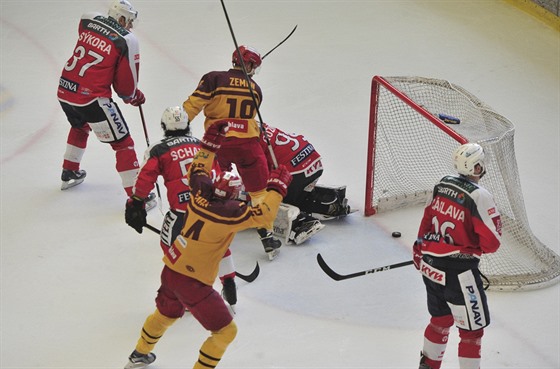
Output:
top-left (365, 76), bottom-right (560, 291)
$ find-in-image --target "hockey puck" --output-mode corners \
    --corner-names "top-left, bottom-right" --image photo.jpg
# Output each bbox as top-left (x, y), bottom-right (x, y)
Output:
top-left (438, 113), bottom-right (461, 124)
top-left (391, 231), bottom-right (401, 238)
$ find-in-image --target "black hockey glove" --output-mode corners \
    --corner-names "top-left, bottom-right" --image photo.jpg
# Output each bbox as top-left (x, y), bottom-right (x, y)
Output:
top-left (125, 196), bottom-right (147, 234)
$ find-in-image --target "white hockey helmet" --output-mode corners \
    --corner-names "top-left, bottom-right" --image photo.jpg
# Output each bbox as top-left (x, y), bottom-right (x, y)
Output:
top-left (108, 0), bottom-right (138, 24)
top-left (161, 106), bottom-right (190, 133)
top-left (453, 143), bottom-right (486, 177)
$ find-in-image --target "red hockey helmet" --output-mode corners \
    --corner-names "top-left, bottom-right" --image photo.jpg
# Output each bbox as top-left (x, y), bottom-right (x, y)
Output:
top-left (232, 45), bottom-right (262, 69)
top-left (213, 172), bottom-right (242, 200)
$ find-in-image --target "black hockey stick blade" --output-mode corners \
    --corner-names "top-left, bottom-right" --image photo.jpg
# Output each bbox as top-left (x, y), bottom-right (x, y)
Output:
top-left (235, 262), bottom-right (260, 283)
top-left (316, 253), bottom-right (414, 281)
top-left (262, 25), bottom-right (298, 59)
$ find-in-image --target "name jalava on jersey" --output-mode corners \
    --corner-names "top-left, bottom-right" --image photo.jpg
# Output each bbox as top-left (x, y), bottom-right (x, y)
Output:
top-left (431, 197), bottom-right (465, 222)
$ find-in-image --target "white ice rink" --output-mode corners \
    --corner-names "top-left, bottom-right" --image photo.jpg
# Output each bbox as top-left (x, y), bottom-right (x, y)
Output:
top-left (1, 1), bottom-right (559, 368)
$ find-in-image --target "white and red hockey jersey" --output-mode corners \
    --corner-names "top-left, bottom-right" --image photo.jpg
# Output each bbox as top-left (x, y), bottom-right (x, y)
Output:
top-left (57, 12), bottom-right (140, 106)
top-left (260, 123), bottom-right (322, 177)
top-left (417, 175), bottom-right (502, 258)
top-left (133, 136), bottom-right (220, 211)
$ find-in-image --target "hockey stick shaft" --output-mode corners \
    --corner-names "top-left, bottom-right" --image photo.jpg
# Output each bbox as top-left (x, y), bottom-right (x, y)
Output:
top-left (262, 25), bottom-right (298, 59)
top-left (145, 223), bottom-right (161, 235)
top-left (138, 106), bottom-right (163, 211)
top-left (316, 253), bottom-right (414, 281)
top-left (219, 0), bottom-right (279, 168)
top-left (144, 223), bottom-right (260, 282)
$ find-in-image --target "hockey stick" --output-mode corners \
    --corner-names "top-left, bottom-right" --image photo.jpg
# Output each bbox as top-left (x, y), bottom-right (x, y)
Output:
top-left (316, 253), bottom-right (414, 281)
top-left (144, 223), bottom-right (260, 283)
top-left (144, 223), bottom-right (161, 235)
top-left (235, 262), bottom-right (260, 283)
top-left (138, 106), bottom-right (163, 213)
top-left (219, 0), bottom-right (279, 168)
top-left (262, 25), bottom-right (297, 60)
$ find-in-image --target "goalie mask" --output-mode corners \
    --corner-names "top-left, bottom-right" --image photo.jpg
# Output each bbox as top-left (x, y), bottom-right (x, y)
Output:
top-left (108, 0), bottom-right (138, 25)
top-left (213, 172), bottom-right (242, 200)
top-left (453, 143), bottom-right (486, 177)
top-left (232, 45), bottom-right (262, 75)
top-left (161, 106), bottom-right (190, 135)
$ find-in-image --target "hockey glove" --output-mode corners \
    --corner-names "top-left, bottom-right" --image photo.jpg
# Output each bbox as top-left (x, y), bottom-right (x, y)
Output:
top-left (124, 89), bottom-right (146, 106)
top-left (412, 240), bottom-right (423, 270)
top-left (125, 196), bottom-right (147, 234)
top-left (201, 119), bottom-right (230, 153)
top-left (266, 164), bottom-right (292, 198)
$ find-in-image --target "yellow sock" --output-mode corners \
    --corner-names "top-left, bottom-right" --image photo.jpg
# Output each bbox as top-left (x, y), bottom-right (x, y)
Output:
top-left (193, 321), bottom-right (237, 369)
top-left (135, 309), bottom-right (177, 354)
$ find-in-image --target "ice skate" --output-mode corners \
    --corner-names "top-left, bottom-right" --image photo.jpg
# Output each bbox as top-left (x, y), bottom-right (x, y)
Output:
top-left (60, 169), bottom-right (86, 190)
top-left (418, 352), bottom-right (433, 369)
top-left (145, 192), bottom-right (157, 211)
top-left (124, 350), bottom-right (156, 369)
top-left (289, 219), bottom-right (325, 245)
top-left (257, 228), bottom-right (281, 260)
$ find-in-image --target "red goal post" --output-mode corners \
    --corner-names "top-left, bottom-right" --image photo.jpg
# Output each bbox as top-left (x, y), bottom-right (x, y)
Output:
top-left (365, 75), bottom-right (560, 291)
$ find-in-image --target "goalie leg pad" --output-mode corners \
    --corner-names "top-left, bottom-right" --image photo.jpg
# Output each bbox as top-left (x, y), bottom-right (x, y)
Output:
top-left (300, 184), bottom-right (350, 217)
top-left (273, 203), bottom-right (301, 241)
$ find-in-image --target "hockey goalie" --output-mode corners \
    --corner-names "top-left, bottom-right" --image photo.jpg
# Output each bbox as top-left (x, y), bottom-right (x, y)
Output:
top-left (258, 123), bottom-right (352, 245)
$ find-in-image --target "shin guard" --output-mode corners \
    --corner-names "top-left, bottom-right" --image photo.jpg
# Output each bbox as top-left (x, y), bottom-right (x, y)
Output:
top-left (458, 328), bottom-right (483, 369)
top-left (194, 320), bottom-right (238, 369)
top-left (110, 135), bottom-right (140, 195)
top-left (422, 315), bottom-right (454, 369)
top-left (135, 309), bottom-right (177, 355)
top-left (63, 126), bottom-right (90, 171)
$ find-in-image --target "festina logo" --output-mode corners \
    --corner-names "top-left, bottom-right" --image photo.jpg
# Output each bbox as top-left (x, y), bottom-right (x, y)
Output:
top-left (59, 77), bottom-right (78, 92)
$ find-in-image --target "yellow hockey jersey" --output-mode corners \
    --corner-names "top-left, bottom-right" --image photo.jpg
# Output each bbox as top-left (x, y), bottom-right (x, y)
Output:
top-left (162, 172), bottom-right (281, 286)
top-left (183, 68), bottom-right (263, 139)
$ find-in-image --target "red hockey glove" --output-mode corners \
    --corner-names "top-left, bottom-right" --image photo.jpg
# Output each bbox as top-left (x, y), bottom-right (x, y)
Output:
top-left (413, 240), bottom-right (423, 270)
top-left (125, 196), bottom-right (147, 233)
top-left (201, 119), bottom-right (230, 153)
top-left (124, 89), bottom-right (145, 106)
top-left (266, 164), bottom-right (292, 197)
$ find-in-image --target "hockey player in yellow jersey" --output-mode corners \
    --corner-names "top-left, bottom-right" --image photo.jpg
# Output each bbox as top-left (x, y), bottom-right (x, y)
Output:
top-left (182, 45), bottom-right (283, 260)
top-left (123, 119), bottom-right (292, 369)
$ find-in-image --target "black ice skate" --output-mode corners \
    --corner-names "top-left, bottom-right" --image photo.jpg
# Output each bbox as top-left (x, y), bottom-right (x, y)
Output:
top-left (289, 219), bottom-right (325, 245)
top-left (257, 228), bottom-right (281, 260)
top-left (60, 169), bottom-right (87, 190)
top-left (124, 350), bottom-right (156, 369)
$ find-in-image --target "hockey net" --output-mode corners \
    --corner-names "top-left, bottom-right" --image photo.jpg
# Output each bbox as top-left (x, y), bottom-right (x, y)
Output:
top-left (365, 76), bottom-right (560, 291)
